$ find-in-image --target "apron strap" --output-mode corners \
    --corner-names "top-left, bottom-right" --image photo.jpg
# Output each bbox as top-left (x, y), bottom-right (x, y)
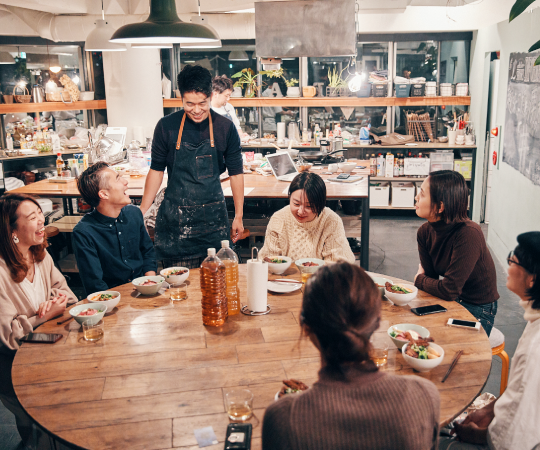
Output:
top-left (176, 111), bottom-right (215, 149)
top-left (176, 113), bottom-right (187, 150)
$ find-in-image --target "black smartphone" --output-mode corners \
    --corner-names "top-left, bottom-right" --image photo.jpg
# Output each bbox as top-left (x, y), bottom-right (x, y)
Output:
top-left (356, 165), bottom-right (367, 169)
top-left (336, 173), bottom-right (350, 179)
top-left (19, 333), bottom-right (63, 344)
top-left (224, 423), bottom-right (252, 450)
top-left (411, 304), bottom-right (448, 316)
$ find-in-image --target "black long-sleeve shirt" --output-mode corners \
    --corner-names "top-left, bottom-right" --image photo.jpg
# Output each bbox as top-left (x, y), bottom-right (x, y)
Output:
top-left (73, 205), bottom-right (157, 296)
top-left (150, 109), bottom-right (243, 177)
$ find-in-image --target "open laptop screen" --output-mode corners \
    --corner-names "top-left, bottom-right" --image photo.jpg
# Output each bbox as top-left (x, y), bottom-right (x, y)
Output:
top-left (266, 152), bottom-right (297, 177)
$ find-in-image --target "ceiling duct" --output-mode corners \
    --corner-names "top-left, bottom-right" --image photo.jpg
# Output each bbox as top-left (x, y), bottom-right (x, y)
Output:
top-left (255, 0), bottom-right (356, 58)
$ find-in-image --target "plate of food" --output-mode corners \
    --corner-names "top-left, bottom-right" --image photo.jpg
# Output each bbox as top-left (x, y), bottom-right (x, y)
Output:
top-left (387, 324), bottom-right (429, 349)
top-left (274, 379), bottom-right (309, 401)
top-left (132, 276), bottom-right (165, 295)
top-left (384, 282), bottom-right (418, 305)
top-left (263, 256), bottom-right (292, 274)
top-left (295, 258), bottom-right (325, 274)
top-left (87, 290), bottom-right (121, 311)
top-left (267, 279), bottom-right (302, 293)
top-left (160, 267), bottom-right (189, 284)
top-left (69, 302), bottom-right (108, 325)
top-left (402, 339), bottom-right (444, 373)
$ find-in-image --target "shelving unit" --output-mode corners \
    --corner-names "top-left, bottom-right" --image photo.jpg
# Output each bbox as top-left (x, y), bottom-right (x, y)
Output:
top-left (0, 100), bottom-right (107, 114)
top-left (164, 96), bottom-right (471, 108)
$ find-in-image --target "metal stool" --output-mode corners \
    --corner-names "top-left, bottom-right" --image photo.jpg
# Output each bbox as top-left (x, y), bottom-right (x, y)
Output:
top-left (489, 327), bottom-right (510, 395)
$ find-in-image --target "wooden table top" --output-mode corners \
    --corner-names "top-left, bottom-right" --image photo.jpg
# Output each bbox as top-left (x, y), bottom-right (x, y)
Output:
top-left (12, 266), bottom-right (492, 450)
top-left (9, 162), bottom-right (370, 200)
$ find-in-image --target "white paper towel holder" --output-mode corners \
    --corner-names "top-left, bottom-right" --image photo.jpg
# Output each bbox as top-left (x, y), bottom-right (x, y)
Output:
top-left (241, 247), bottom-right (272, 316)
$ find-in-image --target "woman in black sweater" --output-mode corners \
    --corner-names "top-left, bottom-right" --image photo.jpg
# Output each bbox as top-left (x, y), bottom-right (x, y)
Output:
top-left (414, 170), bottom-right (499, 335)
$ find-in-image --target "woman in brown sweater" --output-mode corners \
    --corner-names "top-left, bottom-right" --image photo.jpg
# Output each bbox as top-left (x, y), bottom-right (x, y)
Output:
top-left (414, 170), bottom-right (499, 335)
top-left (0, 193), bottom-right (77, 446)
top-left (262, 262), bottom-right (440, 450)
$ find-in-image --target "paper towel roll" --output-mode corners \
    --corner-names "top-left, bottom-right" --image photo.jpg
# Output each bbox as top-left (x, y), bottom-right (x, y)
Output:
top-left (247, 259), bottom-right (268, 312)
top-left (277, 122), bottom-right (286, 142)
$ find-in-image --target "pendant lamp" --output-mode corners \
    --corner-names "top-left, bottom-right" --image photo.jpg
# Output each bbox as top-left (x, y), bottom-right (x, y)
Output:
top-left (47, 45), bottom-right (62, 74)
top-left (181, 16), bottom-right (221, 49)
top-left (228, 50), bottom-right (249, 61)
top-left (85, 0), bottom-right (127, 52)
top-left (110, 0), bottom-right (219, 44)
top-left (0, 52), bottom-right (15, 64)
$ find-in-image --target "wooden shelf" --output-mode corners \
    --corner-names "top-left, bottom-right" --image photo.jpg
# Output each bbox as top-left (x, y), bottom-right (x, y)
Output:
top-left (371, 205), bottom-right (416, 210)
top-left (371, 176), bottom-right (426, 182)
top-left (0, 100), bottom-right (106, 114)
top-left (163, 96), bottom-right (471, 108)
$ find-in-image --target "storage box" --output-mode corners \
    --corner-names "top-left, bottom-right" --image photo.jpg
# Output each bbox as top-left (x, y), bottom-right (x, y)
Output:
top-left (440, 83), bottom-right (453, 96)
top-left (425, 82), bottom-right (437, 97)
top-left (371, 83), bottom-right (388, 97)
top-left (454, 160), bottom-right (473, 179)
top-left (429, 150), bottom-right (454, 163)
top-left (404, 157), bottom-right (431, 176)
top-left (456, 83), bottom-right (469, 96)
top-left (356, 83), bottom-right (371, 98)
top-left (370, 182), bottom-right (390, 207)
top-left (395, 83), bottom-right (411, 97)
top-left (430, 162), bottom-right (454, 172)
top-left (391, 182), bottom-right (415, 208)
top-left (410, 83), bottom-right (425, 97)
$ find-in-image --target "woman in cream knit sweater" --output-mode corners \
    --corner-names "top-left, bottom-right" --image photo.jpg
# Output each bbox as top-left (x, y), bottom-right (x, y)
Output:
top-left (259, 172), bottom-right (355, 263)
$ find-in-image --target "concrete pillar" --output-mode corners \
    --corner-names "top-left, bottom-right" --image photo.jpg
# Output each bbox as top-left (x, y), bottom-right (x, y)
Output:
top-left (102, 48), bottom-right (163, 143)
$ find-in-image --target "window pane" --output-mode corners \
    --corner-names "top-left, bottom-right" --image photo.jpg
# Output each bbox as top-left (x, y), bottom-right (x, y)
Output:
top-left (439, 41), bottom-right (470, 84)
top-left (396, 41), bottom-right (438, 81)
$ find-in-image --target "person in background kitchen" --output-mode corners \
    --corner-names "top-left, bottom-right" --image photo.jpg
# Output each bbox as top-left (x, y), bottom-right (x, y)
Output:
top-left (439, 231), bottom-right (540, 450)
top-left (0, 193), bottom-right (77, 447)
top-left (211, 75), bottom-right (243, 137)
top-left (140, 65), bottom-right (244, 268)
top-left (73, 162), bottom-right (157, 296)
top-left (414, 170), bottom-right (499, 335)
top-left (263, 262), bottom-right (440, 450)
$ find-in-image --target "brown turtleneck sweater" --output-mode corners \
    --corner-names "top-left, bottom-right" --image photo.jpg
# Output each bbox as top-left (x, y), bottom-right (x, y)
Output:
top-left (262, 365), bottom-right (440, 450)
top-left (414, 220), bottom-right (499, 305)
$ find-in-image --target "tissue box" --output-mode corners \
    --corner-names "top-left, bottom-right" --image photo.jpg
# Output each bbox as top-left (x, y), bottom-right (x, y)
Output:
top-left (391, 182), bottom-right (415, 208)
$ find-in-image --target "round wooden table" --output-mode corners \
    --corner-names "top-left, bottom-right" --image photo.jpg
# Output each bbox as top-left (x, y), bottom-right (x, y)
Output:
top-left (12, 266), bottom-right (492, 450)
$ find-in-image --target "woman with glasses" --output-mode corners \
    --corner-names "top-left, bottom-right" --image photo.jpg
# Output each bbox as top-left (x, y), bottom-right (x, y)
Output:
top-left (263, 262), bottom-right (440, 450)
top-left (414, 170), bottom-right (499, 335)
top-left (440, 232), bottom-right (540, 450)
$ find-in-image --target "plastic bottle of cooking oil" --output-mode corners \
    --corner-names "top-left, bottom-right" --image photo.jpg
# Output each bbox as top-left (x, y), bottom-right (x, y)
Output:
top-left (200, 248), bottom-right (228, 326)
top-left (217, 240), bottom-right (240, 315)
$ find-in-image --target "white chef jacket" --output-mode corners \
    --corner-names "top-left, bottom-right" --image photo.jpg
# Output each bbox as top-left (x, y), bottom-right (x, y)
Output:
top-left (487, 317), bottom-right (540, 450)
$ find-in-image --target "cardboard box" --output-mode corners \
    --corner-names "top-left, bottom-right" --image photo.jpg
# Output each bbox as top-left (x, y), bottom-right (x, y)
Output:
top-left (391, 182), bottom-right (415, 208)
top-left (370, 182), bottom-right (390, 207)
top-left (454, 160), bottom-right (473, 179)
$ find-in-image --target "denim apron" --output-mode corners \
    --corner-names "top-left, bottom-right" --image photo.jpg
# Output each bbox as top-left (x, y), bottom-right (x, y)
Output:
top-left (154, 112), bottom-right (229, 260)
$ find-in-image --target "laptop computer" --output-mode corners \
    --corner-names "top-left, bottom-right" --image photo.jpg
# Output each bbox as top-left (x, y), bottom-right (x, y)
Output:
top-left (266, 152), bottom-right (299, 182)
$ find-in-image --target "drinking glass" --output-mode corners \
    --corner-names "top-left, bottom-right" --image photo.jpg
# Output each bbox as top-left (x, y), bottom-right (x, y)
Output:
top-left (170, 282), bottom-right (188, 301)
top-left (369, 334), bottom-right (389, 367)
top-left (225, 389), bottom-right (253, 422)
top-left (83, 320), bottom-right (104, 342)
top-left (301, 272), bottom-right (313, 284)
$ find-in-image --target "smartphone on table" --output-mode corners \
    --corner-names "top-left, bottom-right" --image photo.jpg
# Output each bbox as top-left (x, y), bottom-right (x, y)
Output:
top-left (411, 304), bottom-right (447, 316)
top-left (19, 333), bottom-right (63, 344)
top-left (224, 423), bottom-right (252, 450)
top-left (447, 318), bottom-right (481, 331)
top-left (336, 173), bottom-right (350, 179)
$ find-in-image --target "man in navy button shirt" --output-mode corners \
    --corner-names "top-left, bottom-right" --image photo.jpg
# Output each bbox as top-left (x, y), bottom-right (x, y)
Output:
top-left (73, 162), bottom-right (157, 296)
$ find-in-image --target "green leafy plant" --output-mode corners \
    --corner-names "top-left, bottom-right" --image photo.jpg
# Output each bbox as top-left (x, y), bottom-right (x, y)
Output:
top-left (260, 67), bottom-right (298, 87)
top-left (510, 0), bottom-right (540, 65)
top-left (327, 64), bottom-right (350, 88)
top-left (231, 68), bottom-right (260, 97)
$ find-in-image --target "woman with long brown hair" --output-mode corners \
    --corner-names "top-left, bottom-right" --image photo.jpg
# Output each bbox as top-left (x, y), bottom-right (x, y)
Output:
top-left (0, 193), bottom-right (76, 446)
top-left (262, 262), bottom-right (440, 450)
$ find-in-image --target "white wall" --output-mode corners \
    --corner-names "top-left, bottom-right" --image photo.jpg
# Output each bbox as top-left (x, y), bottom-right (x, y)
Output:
top-left (469, 9), bottom-right (540, 266)
top-left (102, 48), bottom-right (164, 144)
top-left (440, 41), bottom-right (469, 84)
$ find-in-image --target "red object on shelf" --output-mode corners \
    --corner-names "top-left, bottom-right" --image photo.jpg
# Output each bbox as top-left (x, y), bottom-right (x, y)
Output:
top-left (493, 150), bottom-right (498, 165)
top-left (491, 127), bottom-right (498, 137)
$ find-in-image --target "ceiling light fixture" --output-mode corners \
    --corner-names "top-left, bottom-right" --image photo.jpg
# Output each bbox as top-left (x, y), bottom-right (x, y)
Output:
top-left (132, 43), bottom-right (173, 49)
top-left (183, 3), bottom-right (221, 49)
top-left (0, 52), bottom-right (15, 64)
top-left (85, 0), bottom-right (127, 51)
top-left (47, 44), bottom-right (62, 74)
top-left (110, 0), bottom-right (219, 44)
top-left (228, 50), bottom-right (249, 61)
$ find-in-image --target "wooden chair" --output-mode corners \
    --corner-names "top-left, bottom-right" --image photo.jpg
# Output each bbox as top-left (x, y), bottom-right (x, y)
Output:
top-left (489, 327), bottom-right (510, 396)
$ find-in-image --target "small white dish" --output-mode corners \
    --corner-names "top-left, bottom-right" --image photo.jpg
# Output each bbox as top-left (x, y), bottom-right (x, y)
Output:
top-left (69, 303), bottom-right (107, 325)
top-left (132, 275), bottom-right (165, 296)
top-left (87, 291), bottom-right (121, 312)
top-left (384, 283), bottom-right (418, 306)
top-left (402, 342), bottom-right (444, 372)
top-left (266, 256), bottom-right (293, 275)
top-left (387, 324), bottom-right (430, 349)
top-left (160, 267), bottom-right (189, 285)
top-left (267, 279), bottom-right (302, 293)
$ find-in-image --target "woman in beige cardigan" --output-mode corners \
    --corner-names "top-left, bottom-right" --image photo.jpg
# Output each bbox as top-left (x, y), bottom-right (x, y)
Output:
top-left (0, 193), bottom-right (77, 446)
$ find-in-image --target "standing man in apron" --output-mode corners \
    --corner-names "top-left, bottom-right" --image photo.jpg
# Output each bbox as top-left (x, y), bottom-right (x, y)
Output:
top-left (140, 65), bottom-right (244, 267)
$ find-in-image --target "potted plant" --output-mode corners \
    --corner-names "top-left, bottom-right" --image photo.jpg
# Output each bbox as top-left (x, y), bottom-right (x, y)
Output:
top-left (327, 65), bottom-right (350, 97)
top-left (261, 68), bottom-right (299, 97)
top-left (231, 68), bottom-right (260, 98)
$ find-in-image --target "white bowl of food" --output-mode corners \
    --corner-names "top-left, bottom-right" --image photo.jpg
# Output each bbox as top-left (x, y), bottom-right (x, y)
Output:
top-left (387, 324), bottom-right (430, 350)
top-left (338, 162), bottom-right (357, 173)
top-left (132, 275), bottom-right (165, 296)
top-left (160, 267), bottom-right (189, 285)
top-left (295, 258), bottom-right (325, 274)
top-left (69, 302), bottom-right (107, 325)
top-left (87, 291), bottom-right (121, 312)
top-left (384, 283), bottom-right (418, 306)
top-left (264, 256), bottom-right (293, 275)
top-left (368, 275), bottom-right (393, 297)
top-left (402, 342), bottom-right (444, 372)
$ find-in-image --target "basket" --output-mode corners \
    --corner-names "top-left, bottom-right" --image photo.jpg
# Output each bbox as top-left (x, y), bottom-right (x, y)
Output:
top-left (46, 91), bottom-right (63, 102)
top-left (425, 82), bottom-right (437, 97)
top-left (395, 83), bottom-right (411, 98)
top-left (456, 83), bottom-right (469, 96)
top-left (326, 86), bottom-right (352, 97)
top-left (405, 112), bottom-right (436, 142)
top-left (355, 83), bottom-right (371, 98)
top-left (410, 83), bottom-right (425, 97)
top-left (371, 83), bottom-right (388, 97)
top-left (13, 86), bottom-right (31, 103)
top-left (440, 83), bottom-right (453, 96)
top-left (2, 95), bottom-right (13, 104)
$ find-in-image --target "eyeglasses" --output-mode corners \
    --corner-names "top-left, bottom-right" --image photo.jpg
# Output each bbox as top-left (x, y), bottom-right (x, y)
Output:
top-left (507, 250), bottom-right (526, 269)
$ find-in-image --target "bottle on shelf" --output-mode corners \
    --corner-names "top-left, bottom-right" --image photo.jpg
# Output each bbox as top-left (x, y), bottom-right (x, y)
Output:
top-left (56, 153), bottom-right (64, 176)
top-left (6, 133), bottom-right (13, 150)
top-left (376, 153), bottom-right (385, 176)
top-left (217, 240), bottom-right (240, 316)
top-left (370, 153), bottom-right (377, 176)
top-left (62, 160), bottom-right (71, 177)
top-left (398, 154), bottom-right (404, 177)
top-left (200, 248), bottom-right (228, 327)
top-left (393, 155), bottom-right (399, 177)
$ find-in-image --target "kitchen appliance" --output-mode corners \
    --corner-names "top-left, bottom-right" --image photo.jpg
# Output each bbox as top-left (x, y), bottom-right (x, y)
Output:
top-left (330, 137), bottom-right (344, 152)
top-left (32, 85), bottom-right (45, 103)
top-left (266, 152), bottom-right (299, 181)
top-left (298, 149), bottom-right (347, 163)
top-left (320, 139), bottom-right (331, 153)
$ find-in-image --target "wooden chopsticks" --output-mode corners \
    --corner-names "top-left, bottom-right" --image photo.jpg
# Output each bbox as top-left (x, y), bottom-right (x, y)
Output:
top-left (442, 350), bottom-right (463, 382)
